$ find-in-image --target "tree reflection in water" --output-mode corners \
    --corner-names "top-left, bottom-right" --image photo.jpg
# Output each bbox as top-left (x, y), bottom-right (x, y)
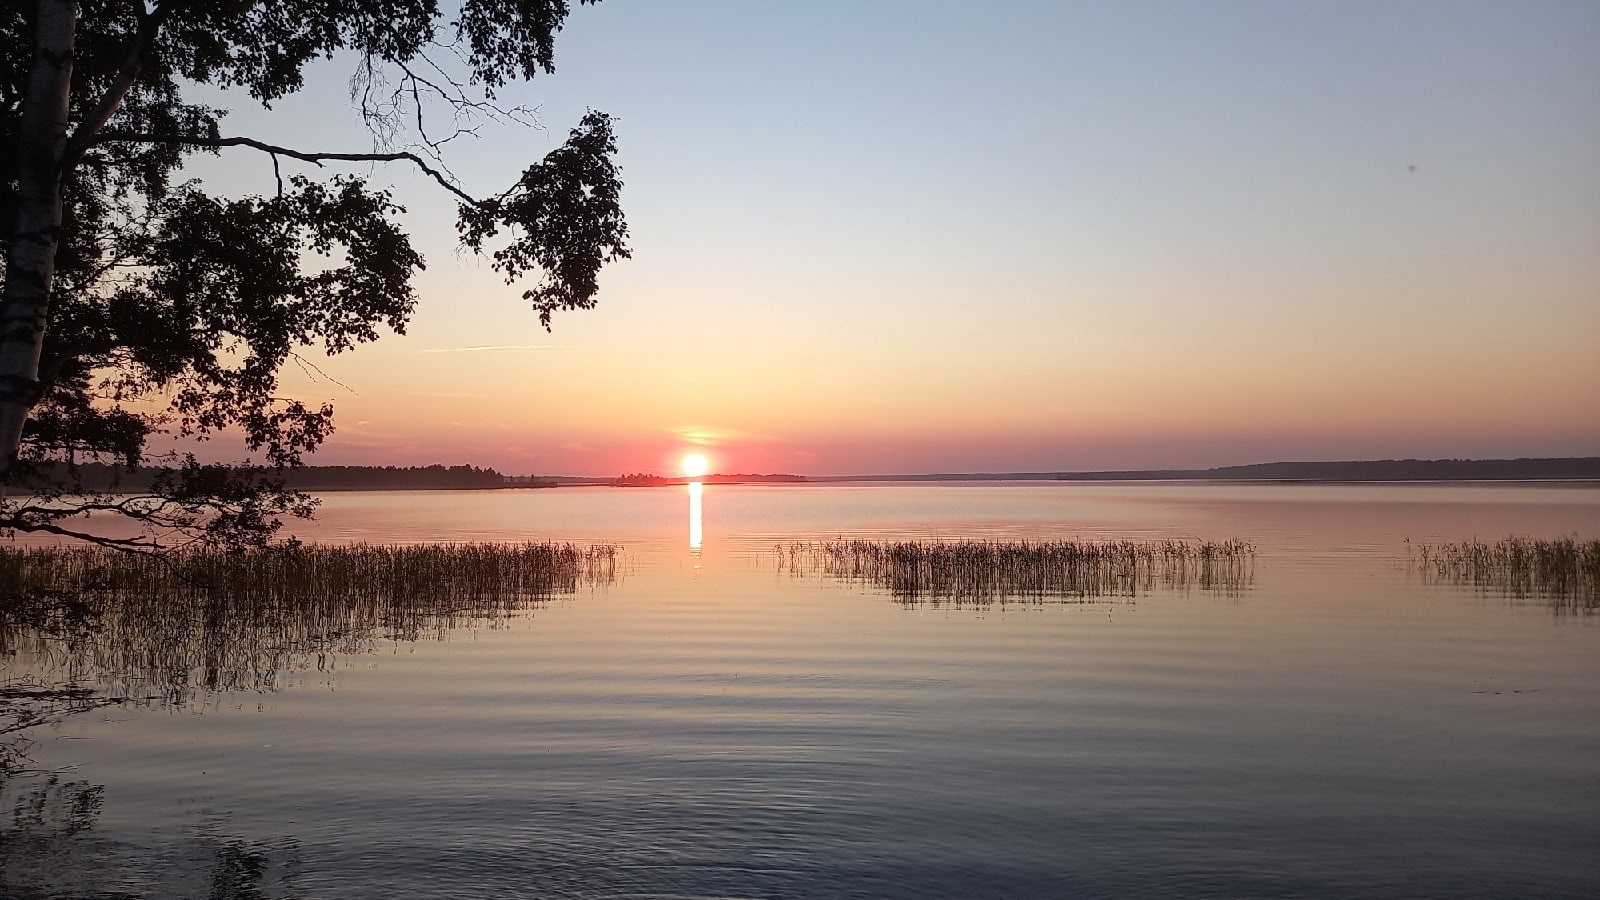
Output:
top-left (0, 771), bottom-right (302, 900)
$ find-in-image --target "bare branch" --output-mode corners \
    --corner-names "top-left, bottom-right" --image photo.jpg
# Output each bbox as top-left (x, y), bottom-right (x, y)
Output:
top-left (289, 352), bottom-right (358, 395)
top-left (2, 517), bottom-right (167, 554)
top-left (94, 132), bottom-right (478, 205)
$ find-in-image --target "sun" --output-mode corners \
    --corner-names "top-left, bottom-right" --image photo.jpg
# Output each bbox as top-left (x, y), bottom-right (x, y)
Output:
top-left (681, 452), bottom-right (710, 478)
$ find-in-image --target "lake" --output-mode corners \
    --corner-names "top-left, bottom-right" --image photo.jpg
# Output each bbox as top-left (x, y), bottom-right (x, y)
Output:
top-left (3, 482), bottom-right (1598, 898)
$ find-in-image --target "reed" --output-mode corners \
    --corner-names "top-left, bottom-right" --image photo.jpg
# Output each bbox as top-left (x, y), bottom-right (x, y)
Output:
top-left (777, 538), bottom-right (1254, 604)
top-left (0, 542), bottom-right (618, 705)
top-left (1, 541), bottom-right (618, 604)
top-left (1413, 537), bottom-right (1600, 609)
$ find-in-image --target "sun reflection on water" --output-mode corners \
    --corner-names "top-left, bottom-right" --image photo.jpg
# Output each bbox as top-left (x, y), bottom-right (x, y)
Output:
top-left (688, 480), bottom-right (703, 556)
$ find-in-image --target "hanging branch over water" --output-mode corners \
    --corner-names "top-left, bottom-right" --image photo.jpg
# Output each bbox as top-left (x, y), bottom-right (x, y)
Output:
top-left (1, 1), bottom-right (628, 552)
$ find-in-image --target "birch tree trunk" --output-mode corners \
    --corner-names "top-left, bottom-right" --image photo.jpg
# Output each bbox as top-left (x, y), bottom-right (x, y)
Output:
top-left (0, 0), bottom-right (78, 496)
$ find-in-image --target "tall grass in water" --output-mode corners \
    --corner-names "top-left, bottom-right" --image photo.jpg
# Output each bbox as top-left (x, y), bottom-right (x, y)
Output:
top-left (778, 539), bottom-right (1254, 604)
top-left (1414, 537), bottom-right (1599, 609)
top-left (0, 542), bottom-right (618, 705)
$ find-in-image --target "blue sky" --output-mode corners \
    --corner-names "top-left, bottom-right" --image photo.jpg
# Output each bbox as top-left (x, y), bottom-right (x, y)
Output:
top-left (192, 0), bottom-right (1600, 474)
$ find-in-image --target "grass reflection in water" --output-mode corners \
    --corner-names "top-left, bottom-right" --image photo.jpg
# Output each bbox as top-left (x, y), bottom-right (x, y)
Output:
top-left (778, 538), bottom-right (1256, 604)
top-left (0, 542), bottom-right (619, 705)
top-left (1, 542), bottom-right (619, 894)
top-left (1414, 536), bottom-right (1600, 609)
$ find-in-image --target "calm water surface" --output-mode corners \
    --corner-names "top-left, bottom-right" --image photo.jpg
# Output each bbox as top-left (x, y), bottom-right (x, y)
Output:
top-left (3, 482), bottom-right (1598, 898)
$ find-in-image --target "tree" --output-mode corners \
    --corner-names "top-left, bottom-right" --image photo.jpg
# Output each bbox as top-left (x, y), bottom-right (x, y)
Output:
top-left (0, 0), bottom-right (629, 551)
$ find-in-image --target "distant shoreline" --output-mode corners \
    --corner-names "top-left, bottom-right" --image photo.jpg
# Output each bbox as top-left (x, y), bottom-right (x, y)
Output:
top-left (811, 476), bottom-right (1600, 487)
top-left (36, 457), bottom-right (1600, 493)
top-left (291, 476), bottom-right (1600, 492)
top-left (812, 457), bottom-right (1600, 485)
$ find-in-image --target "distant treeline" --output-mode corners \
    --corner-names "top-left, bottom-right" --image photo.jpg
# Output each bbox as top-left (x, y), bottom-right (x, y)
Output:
top-left (821, 457), bottom-right (1600, 483)
top-left (43, 463), bottom-right (552, 492)
top-left (280, 465), bottom-right (520, 489)
top-left (38, 457), bottom-right (1596, 494)
top-left (1054, 458), bottom-right (1600, 483)
top-left (611, 473), bottom-right (808, 487)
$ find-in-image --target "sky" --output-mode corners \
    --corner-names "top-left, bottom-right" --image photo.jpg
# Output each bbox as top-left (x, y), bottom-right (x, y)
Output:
top-left (186, 0), bottom-right (1600, 477)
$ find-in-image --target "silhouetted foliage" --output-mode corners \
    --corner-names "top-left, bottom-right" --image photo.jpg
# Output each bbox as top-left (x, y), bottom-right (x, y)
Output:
top-left (0, 0), bottom-right (628, 551)
top-left (610, 472), bottom-right (676, 487)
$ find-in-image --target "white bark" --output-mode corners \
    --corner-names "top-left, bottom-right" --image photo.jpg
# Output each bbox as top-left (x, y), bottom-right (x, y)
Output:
top-left (0, 0), bottom-right (79, 495)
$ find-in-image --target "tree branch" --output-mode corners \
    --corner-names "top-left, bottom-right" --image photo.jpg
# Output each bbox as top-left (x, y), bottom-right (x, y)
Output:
top-left (59, 0), bottom-right (178, 174)
top-left (1, 516), bottom-right (167, 554)
top-left (94, 131), bottom-right (478, 205)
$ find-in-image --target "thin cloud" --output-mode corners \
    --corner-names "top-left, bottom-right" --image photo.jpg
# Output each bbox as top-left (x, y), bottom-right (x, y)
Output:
top-left (418, 344), bottom-right (571, 353)
top-left (670, 425), bottom-right (761, 444)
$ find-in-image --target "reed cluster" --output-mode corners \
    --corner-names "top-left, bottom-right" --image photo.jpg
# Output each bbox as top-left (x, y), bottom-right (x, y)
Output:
top-left (1413, 537), bottom-right (1599, 608)
top-left (1, 542), bottom-right (617, 604)
top-left (777, 538), bottom-right (1254, 603)
top-left (0, 542), bottom-right (618, 704)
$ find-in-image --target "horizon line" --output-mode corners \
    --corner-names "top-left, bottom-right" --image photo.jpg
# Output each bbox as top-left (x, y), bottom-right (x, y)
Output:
top-left (530, 456), bottom-right (1600, 482)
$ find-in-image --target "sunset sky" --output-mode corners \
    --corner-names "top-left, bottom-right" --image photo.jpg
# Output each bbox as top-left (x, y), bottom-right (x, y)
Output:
top-left (191, 0), bottom-right (1598, 477)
